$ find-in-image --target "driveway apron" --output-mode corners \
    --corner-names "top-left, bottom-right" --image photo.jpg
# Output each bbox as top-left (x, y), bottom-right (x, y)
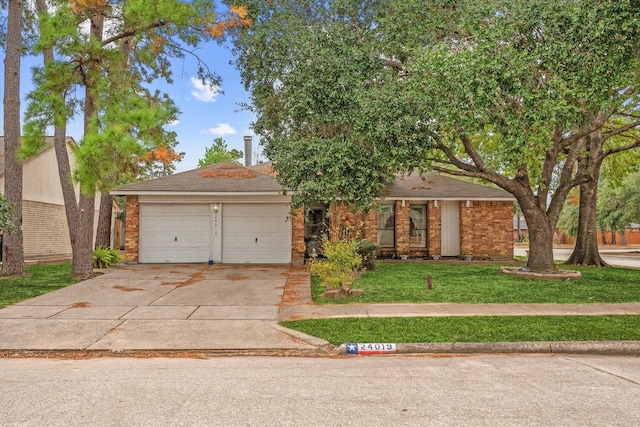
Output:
top-left (0, 264), bottom-right (320, 351)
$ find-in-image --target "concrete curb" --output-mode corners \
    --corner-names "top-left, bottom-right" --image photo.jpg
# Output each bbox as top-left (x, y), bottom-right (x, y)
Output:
top-left (274, 323), bottom-right (333, 348)
top-left (337, 341), bottom-right (640, 356)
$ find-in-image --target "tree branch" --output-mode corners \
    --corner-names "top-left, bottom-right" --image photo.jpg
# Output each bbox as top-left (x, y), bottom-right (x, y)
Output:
top-left (101, 20), bottom-right (168, 47)
top-left (602, 120), bottom-right (640, 140)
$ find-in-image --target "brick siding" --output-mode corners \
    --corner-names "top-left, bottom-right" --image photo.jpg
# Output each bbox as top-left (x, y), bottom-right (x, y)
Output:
top-left (124, 196), bottom-right (139, 263)
top-left (291, 208), bottom-right (305, 264)
top-left (461, 201), bottom-right (513, 259)
top-left (22, 200), bottom-right (72, 258)
top-left (427, 201), bottom-right (442, 257)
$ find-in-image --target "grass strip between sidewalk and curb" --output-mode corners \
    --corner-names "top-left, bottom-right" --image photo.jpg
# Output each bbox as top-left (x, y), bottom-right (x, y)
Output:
top-left (312, 263), bottom-right (640, 304)
top-left (0, 262), bottom-right (78, 308)
top-left (280, 315), bottom-right (640, 346)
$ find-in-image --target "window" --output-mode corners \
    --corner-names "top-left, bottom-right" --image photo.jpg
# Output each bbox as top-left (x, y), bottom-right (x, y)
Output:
top-left (377, 204), bottom-right (395, 248)
top-left (410, 205), bottom-right (427, 248)
top-left (305, 205), bottom-right (327, 239)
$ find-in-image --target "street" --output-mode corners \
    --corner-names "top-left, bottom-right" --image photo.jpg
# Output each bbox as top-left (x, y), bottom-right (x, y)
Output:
top-left (1, 355), bottom-right (638, 426)
top-left (514, 247), bottom-right (640, 269)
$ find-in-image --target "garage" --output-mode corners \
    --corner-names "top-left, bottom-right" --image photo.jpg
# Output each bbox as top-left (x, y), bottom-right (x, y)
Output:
top-left (114, 162), bottom-right (301, 265)
top-left (138, 202), bottom-right (291, 264)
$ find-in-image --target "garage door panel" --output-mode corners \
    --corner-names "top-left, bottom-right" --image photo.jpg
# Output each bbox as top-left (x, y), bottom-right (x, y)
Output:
top-left (222, 204), bottom-right (291, 264)
top-left (140, 204), bottom-right (210, 263)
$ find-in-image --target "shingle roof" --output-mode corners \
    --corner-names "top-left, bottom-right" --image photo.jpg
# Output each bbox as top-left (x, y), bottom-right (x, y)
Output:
top-left (114, 162), bottom-right (514, 200)
top-left (383, 170), bottom-right (515, 200)
top-left (113, 162), bottom-right (284, 194)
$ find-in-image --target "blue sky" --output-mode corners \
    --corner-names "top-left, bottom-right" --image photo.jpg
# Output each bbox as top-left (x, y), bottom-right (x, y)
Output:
top-left (0, 36), bottom-right (259, 173)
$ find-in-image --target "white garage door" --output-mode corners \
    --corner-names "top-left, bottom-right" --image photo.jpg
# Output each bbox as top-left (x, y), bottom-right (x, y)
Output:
top-left (140, 204), bottom-right (211, 263)
top-left (222, 203), bottom-right (291, 264)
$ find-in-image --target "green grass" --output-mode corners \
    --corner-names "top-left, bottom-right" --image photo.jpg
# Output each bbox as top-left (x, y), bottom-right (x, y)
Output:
top-left (312, 262), bottom-right (640, 304)
top-left (281, 315), bottom-right (640, 345)
top-left (0, 262), bottom-right (78, 308)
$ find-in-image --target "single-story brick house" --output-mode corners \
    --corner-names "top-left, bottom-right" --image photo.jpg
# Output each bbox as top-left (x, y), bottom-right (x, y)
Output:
top-left (112, 162), bottom-right (515, 264)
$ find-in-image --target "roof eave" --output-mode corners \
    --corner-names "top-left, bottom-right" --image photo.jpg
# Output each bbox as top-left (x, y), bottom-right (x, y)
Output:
top-left (110, 190), bottom-right (290, 197)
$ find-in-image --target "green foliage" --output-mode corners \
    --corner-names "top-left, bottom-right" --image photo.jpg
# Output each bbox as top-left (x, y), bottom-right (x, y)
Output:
top-left (24, 0), bottom-right (223, 194)
top-left (197, 138), bottom-right (244, 167)
top-left (0, 194), bottom-right (16, 233)
top-left (310, 238), bottom-right (362, 292)
top-left (226, 0), bottom-right (640, 273)
top-left (0, 263), bottom-right (78, 308)
top-left (356, 239), bottom-right (380, 271)
top-left (93, 246), bottom-right (124, 269)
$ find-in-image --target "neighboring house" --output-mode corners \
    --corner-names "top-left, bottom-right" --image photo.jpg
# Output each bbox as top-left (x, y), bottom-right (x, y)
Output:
top-left (113, 162), bottom-right (515, 264)
top-left (514, 215), bottom-right (528, 242)
top-left (0, 136), bottom-right (92, 259)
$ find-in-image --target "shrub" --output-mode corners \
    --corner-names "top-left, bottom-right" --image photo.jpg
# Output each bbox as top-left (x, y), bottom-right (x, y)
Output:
top-left (356, 239), bottom-right (380, 271)
top-left (93, 246), bottom-right (124, 269)
top-left (310, 238), bottom-right (362, 292)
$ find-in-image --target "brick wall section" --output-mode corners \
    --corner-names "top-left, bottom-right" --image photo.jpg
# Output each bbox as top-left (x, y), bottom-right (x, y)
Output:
top-left (460, 201), bottom-right (473, 255)
top-left (22, 200), bottom-right (72, 257)
top-left (326, 203), bottom-right (368, 240)
top-left (291, 208), bottom-right (305, 264)
top-left (461, 200), bottom-right (513, 259)
top-left (363, 209), bottom-right (378, 243)
top-left (428, 200), bottom-right (442, 256)
top-left (124, 195), bottom-right (139, 263)
top-left (395, 201), bottom-right (410, 254)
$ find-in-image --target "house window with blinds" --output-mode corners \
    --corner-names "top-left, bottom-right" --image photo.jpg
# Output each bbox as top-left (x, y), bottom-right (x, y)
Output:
top-left (410, 205), bottom-right (427, 248)
top-left (377, 204), bottom-right (396, 248)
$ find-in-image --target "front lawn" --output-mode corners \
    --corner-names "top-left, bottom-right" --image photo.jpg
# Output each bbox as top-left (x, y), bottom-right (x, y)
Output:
top-left (281, 315), bottom-right (640, 345)
top-left (0, 262), bottom-right (78, 308)
top-left (312, 262), bottom-right (640, 304)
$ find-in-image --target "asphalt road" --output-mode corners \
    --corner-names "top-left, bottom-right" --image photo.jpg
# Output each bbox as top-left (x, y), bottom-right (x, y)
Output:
top-left (1, 355), bottom-right (639, 426)
top-left (514, 247), bottom-right (640, 268)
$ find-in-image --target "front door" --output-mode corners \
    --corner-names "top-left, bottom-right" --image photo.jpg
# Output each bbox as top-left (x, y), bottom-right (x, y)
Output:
top-left (441, 201), bottom-right (460, 256)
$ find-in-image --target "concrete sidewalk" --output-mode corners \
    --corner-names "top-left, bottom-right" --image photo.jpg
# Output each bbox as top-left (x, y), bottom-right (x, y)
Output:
top-left (278, 302), bottom-right (640, 321)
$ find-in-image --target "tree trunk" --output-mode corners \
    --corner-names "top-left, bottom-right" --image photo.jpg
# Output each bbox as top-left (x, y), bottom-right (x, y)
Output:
top-left (519, 206), bottom-right (558, 273)
top-left (565, 129), bottom-right (607, 267)
top-left (1, 0), bottom-right (26, 276)
top-left (69, 9), bottom-right (105, 279)
top-left (600, 228), bottom-right (607, 245)
top-left (565, 180), bottom-right (608, 266)
top-left (95, 193), bottom-right (113, 248)
top-left (72, 195), bottom-right (96, 278)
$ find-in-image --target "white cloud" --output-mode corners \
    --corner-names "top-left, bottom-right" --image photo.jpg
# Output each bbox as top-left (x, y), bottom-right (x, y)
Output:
top-left (206, 123), bottom-right (237, 136)
top-left (190, 77), bottom-right (219, 103)
top-left (168, 119), bottom-right (180, 126)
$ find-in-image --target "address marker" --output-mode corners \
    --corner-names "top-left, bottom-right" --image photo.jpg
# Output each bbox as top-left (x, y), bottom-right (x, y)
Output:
top-left (346, 343), bottom-right (397, 355)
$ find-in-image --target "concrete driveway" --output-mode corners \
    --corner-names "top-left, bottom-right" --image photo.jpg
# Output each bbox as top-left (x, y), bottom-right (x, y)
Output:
top-left (0, 264), bottom-right (324, 352)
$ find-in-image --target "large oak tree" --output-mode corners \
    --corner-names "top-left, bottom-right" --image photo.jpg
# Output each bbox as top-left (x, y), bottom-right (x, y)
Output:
top-left (227, 0), bottom-right (639, 273)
